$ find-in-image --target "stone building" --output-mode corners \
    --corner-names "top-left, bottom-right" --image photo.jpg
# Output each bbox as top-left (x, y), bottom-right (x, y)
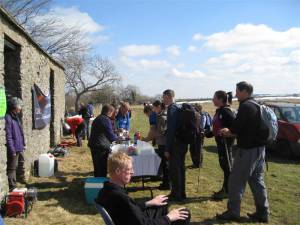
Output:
top-left (0, 7), bottom-right (65, 195)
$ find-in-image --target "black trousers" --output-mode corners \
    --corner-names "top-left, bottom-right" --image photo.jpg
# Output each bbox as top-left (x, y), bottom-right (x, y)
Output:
top-left (215, 137), bottom-right (234, 193)
top-left (75, 122), bottom-right (85, 146)
top-left (90, 148), bottom-right (109, 177)
top-left (83, 118), bottom-right (91, 140)
top-left (189, 133), bottom-right (204, 167)
top-left (169, 140), bottom-right (188, 199)
top-left (155, 145), bottom-right (169, 185)
top-left (7, 151), bottom-right (25, 191)
top-left (144, 205), bottom-right (191, 225)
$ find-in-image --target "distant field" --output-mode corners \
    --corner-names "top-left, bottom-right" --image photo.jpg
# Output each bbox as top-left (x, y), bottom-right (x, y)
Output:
top-left (4, 100), bottom-right (300, 225)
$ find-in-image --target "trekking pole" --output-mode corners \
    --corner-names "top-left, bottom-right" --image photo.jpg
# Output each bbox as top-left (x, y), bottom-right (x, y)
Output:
top-left (197, 133), bottom-right (204, 193)
top-left (197, 166), bottom-right (201, 193)
top-left (223, 137), bottom-right (232, 172)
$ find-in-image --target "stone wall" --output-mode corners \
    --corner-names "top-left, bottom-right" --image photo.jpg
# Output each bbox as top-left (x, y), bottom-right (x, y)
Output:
top-left (0, 12), bottom-right (65, 196)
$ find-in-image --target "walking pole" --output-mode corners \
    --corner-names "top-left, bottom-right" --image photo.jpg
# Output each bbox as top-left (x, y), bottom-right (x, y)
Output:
top-left (223, 137), bottom-right (232, 172)
top-left (197, 133), bottom-right (204, 193)
top-left (197, 165), bottom-right (201, 193)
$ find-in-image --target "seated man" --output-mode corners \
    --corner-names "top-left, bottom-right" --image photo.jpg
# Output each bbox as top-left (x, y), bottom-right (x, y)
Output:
top-left (96, 152), bottom-right (191, 225)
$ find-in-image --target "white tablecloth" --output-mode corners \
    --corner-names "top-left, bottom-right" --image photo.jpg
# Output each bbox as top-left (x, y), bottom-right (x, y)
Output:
top-left (131, 153), bottom-right (161, 177)
top-left (110, 144), bottom-right (161, 177)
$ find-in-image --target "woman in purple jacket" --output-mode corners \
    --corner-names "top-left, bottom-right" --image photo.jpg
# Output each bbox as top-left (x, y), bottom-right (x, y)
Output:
top-left (5, 97), bottom-right (26, 191)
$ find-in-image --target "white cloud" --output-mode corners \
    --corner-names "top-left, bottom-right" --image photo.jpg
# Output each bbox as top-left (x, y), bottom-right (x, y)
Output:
top-left (121, 56), bottom-right (170, 71)
top-left (36, 6), bottom-right (104, 33)
top-left (170, 68), bottom-right (206, 79)
top-left (120, 45), bottom-right (161, 57)
top-left (188, 45), bottom-right (197, 52)
top-left (192, 33), bottom-right (205, 41)
top-left (202, 24), bottom-right (300, 52)
top-left (165, 45), bottom-right (180, 56)
top-left (34, 6), bottom-right (108, 45)
top-left (290, 49), bottom-right (300, 63)
top-left (199, 24), bottom-right (300, 90)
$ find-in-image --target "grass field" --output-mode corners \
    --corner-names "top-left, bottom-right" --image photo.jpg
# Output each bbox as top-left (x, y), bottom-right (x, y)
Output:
top-left (4, 102), bottom-right (300, 225)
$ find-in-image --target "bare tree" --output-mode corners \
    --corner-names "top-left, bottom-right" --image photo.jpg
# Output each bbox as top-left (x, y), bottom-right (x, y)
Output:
top-left (118, 85), bottom-right (140, 104)
top-left (0, 0), bottom-right (90, 59)
top-left (65, 54), bottom-right (121, 111)
top-left (0, 0), bottom-right (51, 25)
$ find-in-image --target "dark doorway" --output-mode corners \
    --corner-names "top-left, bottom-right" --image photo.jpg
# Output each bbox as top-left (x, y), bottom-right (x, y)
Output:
top-left (4, 36), bottom-right (21, 99)
top-left (49, 69), bottom-right (55, 147)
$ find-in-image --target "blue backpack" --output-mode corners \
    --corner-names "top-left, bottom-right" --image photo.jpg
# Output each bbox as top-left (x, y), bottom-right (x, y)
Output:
top-left (201, 112), bottom-right (213, 137)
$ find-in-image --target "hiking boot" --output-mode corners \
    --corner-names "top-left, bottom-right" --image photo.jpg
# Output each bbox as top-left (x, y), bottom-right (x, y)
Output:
top-left (247, 212), bottom-right (269, 223)
top-left (216, 210), bottom-right (240, 221)
top-left (212, 188), bottom-right (228, 200)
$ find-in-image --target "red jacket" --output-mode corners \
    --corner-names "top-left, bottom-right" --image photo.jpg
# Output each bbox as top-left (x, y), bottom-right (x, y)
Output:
top-left (66, 117), bottom-right (84, 134)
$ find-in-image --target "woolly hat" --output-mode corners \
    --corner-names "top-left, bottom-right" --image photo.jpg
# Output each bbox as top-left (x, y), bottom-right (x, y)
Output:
top-left (8, 97), bottom-right (22, 109)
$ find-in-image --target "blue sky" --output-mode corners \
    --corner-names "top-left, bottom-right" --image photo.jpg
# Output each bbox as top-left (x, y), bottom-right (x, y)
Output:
top-left (49, 0), bottom-right (300, 98)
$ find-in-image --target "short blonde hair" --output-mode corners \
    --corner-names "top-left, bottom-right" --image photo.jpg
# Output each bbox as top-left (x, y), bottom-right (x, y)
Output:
top-left (108, 152), bottom-right (132, 176)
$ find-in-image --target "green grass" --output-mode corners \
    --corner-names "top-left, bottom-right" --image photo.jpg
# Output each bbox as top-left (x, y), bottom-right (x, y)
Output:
top-left (4, 104), bottom-right (300, 225)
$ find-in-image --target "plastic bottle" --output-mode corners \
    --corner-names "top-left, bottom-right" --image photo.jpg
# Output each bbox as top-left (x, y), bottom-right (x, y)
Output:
top-left (38, 153), bottom-right (55, 177)
top-left (133, 131), bottom-right (141, 145)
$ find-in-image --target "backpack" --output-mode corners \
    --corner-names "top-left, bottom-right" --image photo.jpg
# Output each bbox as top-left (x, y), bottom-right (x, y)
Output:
top-left (201, 112), bottom-right (213, 138)
top-left (176, 103), bottom-right (198, 144)
top-left (250, 100), bottom-right (278, 144)
top-left (86, 104), bottom-right (93, 118)
top-left (48, 146), bottom-right (69, 157)
top-left (203, 112), bottom-right (212, 133)
top-left (156, 110), bottom-right (167, 135)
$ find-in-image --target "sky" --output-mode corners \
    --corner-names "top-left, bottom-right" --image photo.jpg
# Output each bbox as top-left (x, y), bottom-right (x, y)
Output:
top-left (48, 0), bottom-right (300, 98)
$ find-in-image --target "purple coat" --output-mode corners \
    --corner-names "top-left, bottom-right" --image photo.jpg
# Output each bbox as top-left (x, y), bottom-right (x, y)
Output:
top-left (5, 112), bottom-right (25, 154)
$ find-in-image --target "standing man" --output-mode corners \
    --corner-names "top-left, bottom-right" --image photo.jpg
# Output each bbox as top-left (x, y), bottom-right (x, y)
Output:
top-left (5, 97), bottom-right (26, 191)
top-left (88, 104), bottom-right (118, 177)
top-left (217, 81), bottom-right (269, 223)
top-left (163, 89), bottom-right (188, 202)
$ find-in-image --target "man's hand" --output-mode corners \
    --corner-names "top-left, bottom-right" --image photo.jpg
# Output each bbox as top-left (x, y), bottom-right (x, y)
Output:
top-left (145, 195), bottom-right (168, 207)
top-left (166, 207), bottom-right (189, 222)
top-left (220, 128), bottom-right (232, 137)
top-left (164, 152), bottom-right (170, 160)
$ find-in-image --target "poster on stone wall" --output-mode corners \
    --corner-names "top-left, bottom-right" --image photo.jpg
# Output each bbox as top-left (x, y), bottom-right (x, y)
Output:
top-left (0, 87), bottom-right (7, 118)
top-left (32, 84), bottom-right (51, 129)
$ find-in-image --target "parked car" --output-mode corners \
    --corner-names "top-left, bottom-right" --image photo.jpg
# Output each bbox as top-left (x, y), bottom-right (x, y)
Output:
top-left (263, 101), bottom-right (300, 157)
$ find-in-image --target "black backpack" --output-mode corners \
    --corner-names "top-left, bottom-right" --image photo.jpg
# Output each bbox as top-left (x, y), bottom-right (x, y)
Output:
top-left (176, 103), bottom-right (198, 144)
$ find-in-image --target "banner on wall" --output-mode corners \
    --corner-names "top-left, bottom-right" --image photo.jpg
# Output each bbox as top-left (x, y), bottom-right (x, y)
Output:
top-left (0, 87), bottom-right (7, 118)
top-left (32, 84), bottom-right (51, 129)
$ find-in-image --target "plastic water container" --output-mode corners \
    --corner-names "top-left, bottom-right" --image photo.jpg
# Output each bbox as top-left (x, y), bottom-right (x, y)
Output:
top-left (84, 177), bottom-right (108, 204)
top-left (38, 154), bottom-right (55, 177)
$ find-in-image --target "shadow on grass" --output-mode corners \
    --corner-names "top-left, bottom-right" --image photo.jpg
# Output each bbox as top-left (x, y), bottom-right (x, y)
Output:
top-left (204, 145), bottom-right (218, 154)
top-left (30, 177), bottom-right (98, 215)
top-left (57, 170), bottom-right (94, 177)
top-left (199, 216), bottom-right (257, 225)
top-left (266, 151), bottom-right (300, 165)
top-left (205, 145), bottom-right (300, 165)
